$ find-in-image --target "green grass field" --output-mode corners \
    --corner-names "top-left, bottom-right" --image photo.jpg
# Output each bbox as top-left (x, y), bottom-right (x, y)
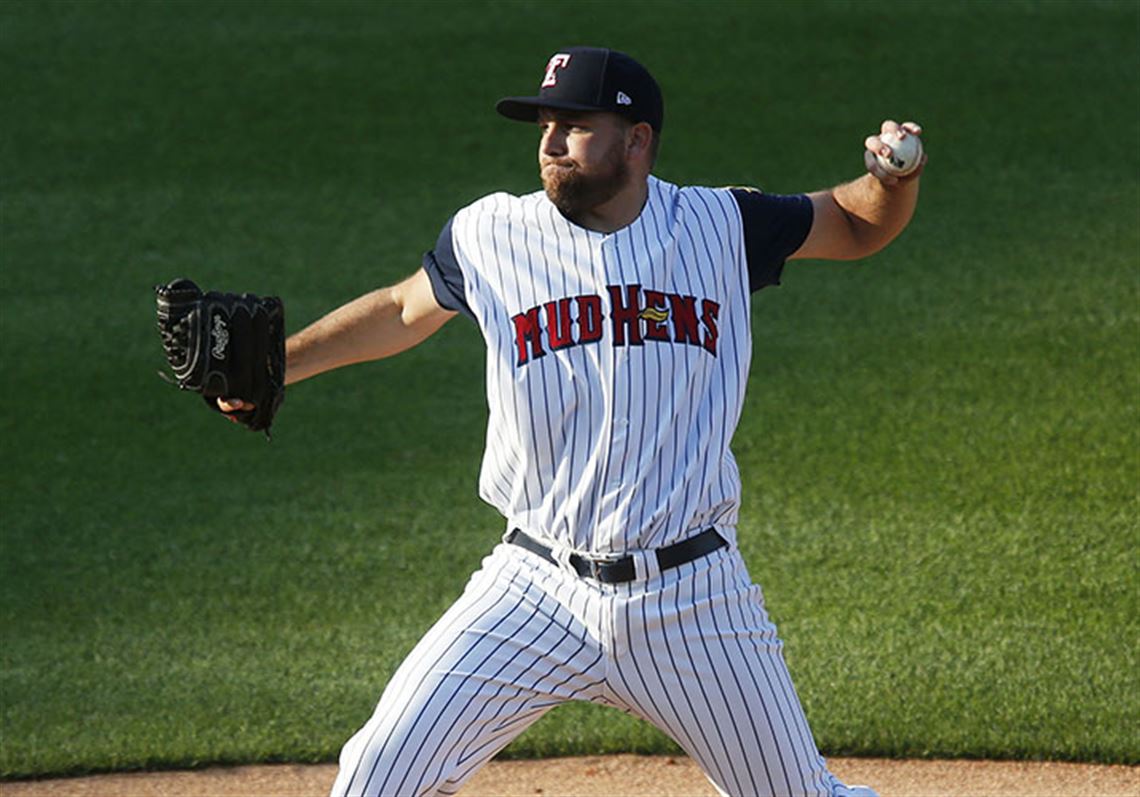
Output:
top-left (2, 0), bottom-right (1137, 779)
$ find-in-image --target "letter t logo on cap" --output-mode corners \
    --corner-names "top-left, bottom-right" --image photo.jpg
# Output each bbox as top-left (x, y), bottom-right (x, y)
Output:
top-left (541, 53), bottom-right (571, 87)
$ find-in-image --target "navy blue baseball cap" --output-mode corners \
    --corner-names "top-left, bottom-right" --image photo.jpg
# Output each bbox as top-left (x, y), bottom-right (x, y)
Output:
top-left (496, 47), bottom-right (664, 132)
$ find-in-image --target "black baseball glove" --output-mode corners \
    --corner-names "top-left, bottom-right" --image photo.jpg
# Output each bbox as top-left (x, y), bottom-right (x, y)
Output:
top-left (155, 278), bottom-right (285, 437)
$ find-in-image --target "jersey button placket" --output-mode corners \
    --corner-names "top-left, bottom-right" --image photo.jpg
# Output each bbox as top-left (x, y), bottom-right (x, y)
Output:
top-left (600, 234), bottom-right (635, 552)
top-left (591, 234), bottom-right (623, 546)
top-left (602, 231), bottom-right (630, 479)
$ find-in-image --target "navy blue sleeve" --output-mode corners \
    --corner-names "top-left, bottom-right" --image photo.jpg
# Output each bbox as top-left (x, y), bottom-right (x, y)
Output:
top-left (422, 216), bottom-right (475, 322)
top-left (729, 189), bottom-right (814, 292)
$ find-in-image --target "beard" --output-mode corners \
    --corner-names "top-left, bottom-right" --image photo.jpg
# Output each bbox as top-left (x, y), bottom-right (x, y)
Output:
top-left (541, 140), bottom-right (629, 220)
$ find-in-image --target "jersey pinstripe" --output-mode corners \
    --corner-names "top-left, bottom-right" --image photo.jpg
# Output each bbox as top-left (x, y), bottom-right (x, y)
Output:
top-left (440, 176), bottom-right (779, 554)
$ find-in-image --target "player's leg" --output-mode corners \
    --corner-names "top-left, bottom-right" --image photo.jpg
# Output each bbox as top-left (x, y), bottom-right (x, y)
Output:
top-left (609, 548), bottom-right (876, 797)
top-left (330, 544), bottom-right (606, 797)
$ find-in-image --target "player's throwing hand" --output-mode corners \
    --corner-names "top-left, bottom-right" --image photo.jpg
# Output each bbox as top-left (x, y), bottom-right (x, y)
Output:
top-left (865, 120), bottom-right (925, 185)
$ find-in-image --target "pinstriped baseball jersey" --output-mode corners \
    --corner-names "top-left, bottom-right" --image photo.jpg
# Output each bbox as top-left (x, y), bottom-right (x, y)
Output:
top-left (425, 176), bottom-right (811, 555)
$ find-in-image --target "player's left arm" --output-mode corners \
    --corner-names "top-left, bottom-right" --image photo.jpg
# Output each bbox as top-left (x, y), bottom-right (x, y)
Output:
top-left (790, 120), bottom-right (924, 262)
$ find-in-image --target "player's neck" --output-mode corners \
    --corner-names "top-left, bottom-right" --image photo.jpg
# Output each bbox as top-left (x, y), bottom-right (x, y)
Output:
top-left (568, 176), bottom-right (649, 234)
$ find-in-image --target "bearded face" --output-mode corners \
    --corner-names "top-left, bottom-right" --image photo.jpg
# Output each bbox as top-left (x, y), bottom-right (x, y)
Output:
top-left (540, 133), bottom-right (630, 220)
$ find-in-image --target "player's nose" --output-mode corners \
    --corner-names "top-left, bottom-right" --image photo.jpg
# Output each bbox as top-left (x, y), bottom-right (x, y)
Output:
top-left (540, 125), bottom-right (567, 157)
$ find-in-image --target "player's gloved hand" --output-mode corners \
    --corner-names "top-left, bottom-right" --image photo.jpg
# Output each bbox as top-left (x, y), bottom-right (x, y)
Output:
top-left (154, 278), bottom-right (285, 437)
top-left (864, 120), bottom-right (925, 186)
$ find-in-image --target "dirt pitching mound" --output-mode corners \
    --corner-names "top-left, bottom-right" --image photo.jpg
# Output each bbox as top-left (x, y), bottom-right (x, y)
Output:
top-left (3, 755), bottom-right (1138, 796)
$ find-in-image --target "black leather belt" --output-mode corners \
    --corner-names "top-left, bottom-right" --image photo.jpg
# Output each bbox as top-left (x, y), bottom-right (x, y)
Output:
top-left (505, 527), bottom-right (727, 584)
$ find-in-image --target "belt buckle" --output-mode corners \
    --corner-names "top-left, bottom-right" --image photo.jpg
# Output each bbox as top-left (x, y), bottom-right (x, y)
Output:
top-left (586, 552), bottom-right (630, 583)
top-left (586, 557), bottom-right (611, 580)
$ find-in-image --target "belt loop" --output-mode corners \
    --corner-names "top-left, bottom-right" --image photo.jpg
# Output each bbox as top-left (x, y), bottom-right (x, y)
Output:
top-left (550, 543), bottom-right (577, 576)
top-left (632, 549), bottom-right (661, 582)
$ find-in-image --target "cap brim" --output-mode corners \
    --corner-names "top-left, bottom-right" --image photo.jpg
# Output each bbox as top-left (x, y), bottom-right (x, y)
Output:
top-left (495, 96), bottom-right (609, 123)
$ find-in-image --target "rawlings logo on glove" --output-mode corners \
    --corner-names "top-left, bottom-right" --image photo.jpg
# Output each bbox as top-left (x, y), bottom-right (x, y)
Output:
top-left (211, 313), bottom-right (230, 360)
top-left (155, 278), bottom-right (285, 437)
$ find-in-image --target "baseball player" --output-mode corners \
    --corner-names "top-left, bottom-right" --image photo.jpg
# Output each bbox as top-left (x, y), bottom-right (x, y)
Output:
top-left (223, 47), bottom-right (923, 797)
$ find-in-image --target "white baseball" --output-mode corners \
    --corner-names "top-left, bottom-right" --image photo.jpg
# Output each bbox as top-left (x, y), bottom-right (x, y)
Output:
top-left (876, 130), bottom-right (923, 177)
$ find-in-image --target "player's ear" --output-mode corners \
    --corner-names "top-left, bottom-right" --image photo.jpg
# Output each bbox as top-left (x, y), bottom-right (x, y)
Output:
top-left (626, 121), bottom-right (653, 159)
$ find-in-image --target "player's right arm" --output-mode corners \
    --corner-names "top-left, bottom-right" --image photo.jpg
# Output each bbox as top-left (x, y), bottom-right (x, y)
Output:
top-left (217, 268), bottom-right (454, 413)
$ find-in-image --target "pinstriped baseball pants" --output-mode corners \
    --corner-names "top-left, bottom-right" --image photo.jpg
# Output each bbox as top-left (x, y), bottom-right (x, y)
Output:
top-left (330, 539), bottom-right (876, 797)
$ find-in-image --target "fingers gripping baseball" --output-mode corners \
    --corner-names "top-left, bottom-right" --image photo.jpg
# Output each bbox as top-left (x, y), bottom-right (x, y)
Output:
top-left (864, 120), bottom-right (926, 185)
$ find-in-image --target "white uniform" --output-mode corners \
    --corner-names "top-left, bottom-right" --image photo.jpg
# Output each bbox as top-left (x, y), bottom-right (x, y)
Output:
top-left (330, 177), bottom-right (877, 797)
